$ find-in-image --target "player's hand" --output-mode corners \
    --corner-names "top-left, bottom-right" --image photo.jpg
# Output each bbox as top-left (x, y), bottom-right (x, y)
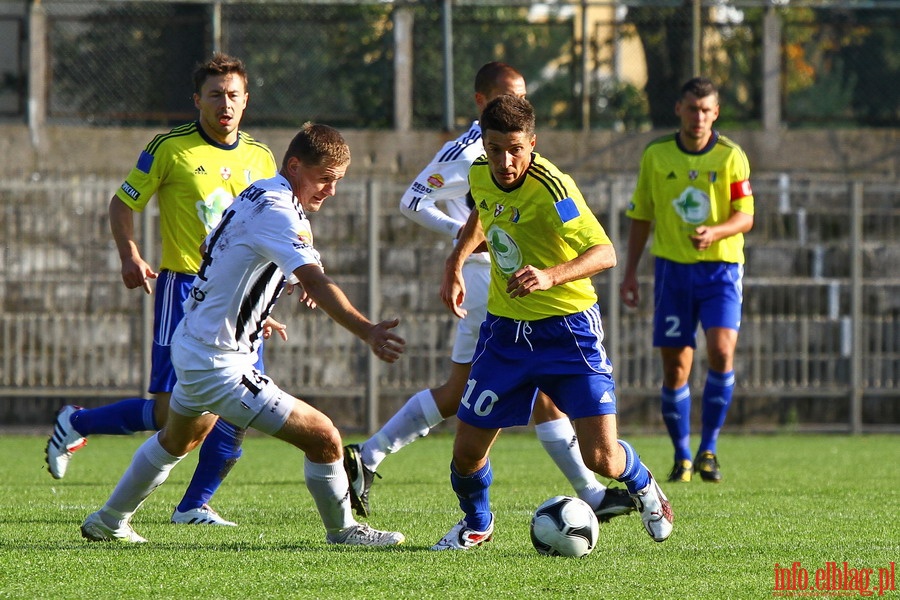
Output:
top-left (619, 275), bottom-right (640, 308)
top-left (690, 226), bottom-right (715, 250)
top-left (369, 318), bottom-right (405, 363)
top-left (285, 282), bottom-right (317, 309)
top-left (440, 265), bottom-right (467, 318)
top-left (506, 265), bottom-right (551, 298)
top-left (121, 257), bottom-right (158, 295)
top-left (262, 316), bottom-right (288, 341)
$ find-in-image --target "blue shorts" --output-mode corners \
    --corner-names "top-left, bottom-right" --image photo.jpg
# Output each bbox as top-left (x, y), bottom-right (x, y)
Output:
top-left (150, 270), bottom-right (264, 394)
top-left (652, 257), bottom-right (743, 349)
top-left (458, 304), bottom-right (618, 429)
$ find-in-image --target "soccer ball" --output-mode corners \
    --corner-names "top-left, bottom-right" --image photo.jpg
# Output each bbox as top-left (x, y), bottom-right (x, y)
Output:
top-left (530, 495), bottom-right (599, 557)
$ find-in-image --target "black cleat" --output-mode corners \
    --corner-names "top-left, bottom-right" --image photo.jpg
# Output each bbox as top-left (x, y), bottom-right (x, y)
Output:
top-left (693, 451), bottom-right (722, 483)
top-left (594, 487), bottom-right (636, 523)
top-left (342, 444), bottom-right (380, 518)
top-left (667, 459), bottom-right (693, 483)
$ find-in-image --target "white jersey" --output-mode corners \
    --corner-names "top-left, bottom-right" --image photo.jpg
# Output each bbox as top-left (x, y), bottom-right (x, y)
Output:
top-left (179, 173), bottom-right (321, 356)
top-left (399, 120), bottom-right (489, 264)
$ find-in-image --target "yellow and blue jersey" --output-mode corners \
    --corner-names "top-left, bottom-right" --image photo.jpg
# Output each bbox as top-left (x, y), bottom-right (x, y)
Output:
top-left (468, 152), bottom-right (611, 321)
top-left (628, 131), bottom-right (753, 264)
top-left (115, 121), bottom-right (277, 274)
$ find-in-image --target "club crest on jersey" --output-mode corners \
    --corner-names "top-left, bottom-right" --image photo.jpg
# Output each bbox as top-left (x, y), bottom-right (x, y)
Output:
top-left (708, 171), bottom-right (718, 182)
top-left (509, 207), bottom-right (520, 223)
top-left (494, 204), bottom-right (505, 218)
top-left (673, 186), bottom-right (711, 225)
top-left (486, 225), bottom-right (522, 275)
top-left (220, 166), bottom-right (232, 181)
top-left (427, 173), bottom-right (445, 189)
top-left (688, 170), bottom-right (699, 181)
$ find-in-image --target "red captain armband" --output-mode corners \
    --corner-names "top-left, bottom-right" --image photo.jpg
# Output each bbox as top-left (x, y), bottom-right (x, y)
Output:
top-left (730, 179), bottom-right (752, 201)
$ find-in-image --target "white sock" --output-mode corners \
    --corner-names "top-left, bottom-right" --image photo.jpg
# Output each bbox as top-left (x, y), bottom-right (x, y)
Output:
top-left (100, 432), bottom-right (184, 527)
top-left (360, 389), bottom-right (444, 472)
top-left (304, 457), bottom-right (354, 534)
top-left (534, 418), bottom-right (607, 510)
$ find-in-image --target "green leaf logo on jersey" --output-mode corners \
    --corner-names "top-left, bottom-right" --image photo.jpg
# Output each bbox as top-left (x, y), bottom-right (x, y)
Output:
top-left (487, 225), bottom-right (522, 275)
top-left (197, 187), bottom-right (235, 232)
top-left (672, 186), bottom-right (711, 225)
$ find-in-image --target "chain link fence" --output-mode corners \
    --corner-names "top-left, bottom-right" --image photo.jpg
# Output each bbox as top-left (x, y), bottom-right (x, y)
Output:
top-left (2, 0), bottom-right (899, 129)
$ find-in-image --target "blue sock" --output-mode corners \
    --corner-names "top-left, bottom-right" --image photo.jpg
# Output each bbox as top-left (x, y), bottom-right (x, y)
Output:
top-left (449, 460), bottom-right (493, 531)
top-left (615, 439), bottom-right (650, 494)
top-left (69, 398), bottom-right (157, 436)
top-left (661, 384), bottom-right (692, 462)
top-left (176, 419), bottom-right (245, 512)
top-left (699, 369), bottom-right (735, 456)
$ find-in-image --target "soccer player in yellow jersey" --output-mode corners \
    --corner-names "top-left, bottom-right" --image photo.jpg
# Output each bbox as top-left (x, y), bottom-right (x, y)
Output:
top-left (46, 54), bottom-right (278, 526)
top-left (620, 77), bottom-right (755, 484)
top-left (433, 94), bottom-right (673, 550)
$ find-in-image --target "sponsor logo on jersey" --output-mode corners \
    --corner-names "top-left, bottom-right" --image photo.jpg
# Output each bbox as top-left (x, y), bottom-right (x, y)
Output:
top-left (666, 171), bottom-right (677, 180)
top-left (708, 171), bottom-right (718, 182)
top-left (120, 182), bottom-right (140, 201)
top-left (411, 181), bottom-right (431, 194)
top-left (427, 173), bottom-right (445, 189)
top-left (486, 225), bottom-right (522, 275)
top-left (194, 166), bottom-right (207, 175)
top-left (220, 166), bottom-right (232, 181)
top-left (673, 186), bottom-right (711, 225)
top-left (509, 207), bottom-right (520, 223)
top-left (479, 199), bottom-right (489, 210)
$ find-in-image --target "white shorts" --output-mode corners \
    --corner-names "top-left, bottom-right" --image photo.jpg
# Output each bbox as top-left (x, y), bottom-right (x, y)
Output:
top-left (452, 259), bottom-right (490, 364)
top-left (169, 329), bottom-right (294, 435)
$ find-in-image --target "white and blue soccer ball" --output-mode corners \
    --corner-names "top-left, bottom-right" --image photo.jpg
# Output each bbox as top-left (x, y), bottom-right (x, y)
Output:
top-left (530, 495), bottom-right (599, 557)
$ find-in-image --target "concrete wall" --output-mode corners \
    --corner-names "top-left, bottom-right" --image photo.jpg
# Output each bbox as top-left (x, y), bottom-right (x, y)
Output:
top-left (2, 124), bottom-right (898, 180)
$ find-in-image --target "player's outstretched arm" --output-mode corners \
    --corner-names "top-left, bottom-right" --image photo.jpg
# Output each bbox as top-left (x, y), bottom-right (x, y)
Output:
top-left (292, 263), bottom-right (405, 362)
top-left (109, 196), bottom-right (157, 294)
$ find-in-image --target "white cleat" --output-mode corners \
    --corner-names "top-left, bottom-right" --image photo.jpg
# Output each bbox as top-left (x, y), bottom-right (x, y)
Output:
top-left (431, 514), bottom-right (494, 551)
top-left (81, 511), bottom-right (147, 543)
top-left (171, 504), bottom-right (237, 526)
top-left (326, 523), bottom-right (405, 546)
top-left (630, 474), bottom-right (674, 542)
top-left (46, 405), bottom-right (87, 479)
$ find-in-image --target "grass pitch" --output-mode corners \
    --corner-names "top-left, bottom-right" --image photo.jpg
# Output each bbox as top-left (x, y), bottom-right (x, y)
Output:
top-left (0, 431), bottom-right (897, 599)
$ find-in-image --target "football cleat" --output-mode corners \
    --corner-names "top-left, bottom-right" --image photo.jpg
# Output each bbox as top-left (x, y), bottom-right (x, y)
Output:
top-left (343, 444), bottom-right (379, 518)
top-left (693, 451), bottom-right (722, 483)
top-left (667, 459), bottom-right (693, 483)
top-left (46, 405), bottom-right (87, 479)
top-left (326, 523), bottom-right (405, 546)
top-left (431, 514), bottom-right (494, 551)
top-left (594, 487), bottom-right (637, 522)
top-left (171, 504), bottom-right (237, 526)
top-left (630, 475), bottom-right (674, 542)
top-left (81, 511), bottom-right (147, 543)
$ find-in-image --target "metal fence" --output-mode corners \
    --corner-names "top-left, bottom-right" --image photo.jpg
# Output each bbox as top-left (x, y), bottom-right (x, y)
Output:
top-left (4, 0), bottom-right (900, 130)
top-left (1, 171), bottom-right (897, 433)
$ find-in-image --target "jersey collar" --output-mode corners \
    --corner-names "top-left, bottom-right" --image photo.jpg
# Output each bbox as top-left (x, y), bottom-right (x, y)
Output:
top-left (195, 120), bottom-right (241, 151)
top-left (675, 130), bottom-right (719, 155)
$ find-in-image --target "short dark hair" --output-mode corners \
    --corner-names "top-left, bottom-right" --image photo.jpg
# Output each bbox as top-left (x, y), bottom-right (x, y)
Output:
top-left (680, 77), bottom-right (718, 101)
top-left (480, 94), bottom-right (535, 137)
top-left (474, 62), bottom-right (525, 97)
top-left (281, 121), bottom-right (351, 170)
top-left (193, 53), bottom-right (249, 94)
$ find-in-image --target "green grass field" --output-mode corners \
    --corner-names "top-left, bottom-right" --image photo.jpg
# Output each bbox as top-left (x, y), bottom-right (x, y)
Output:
top-left (1, 432), bottom-right (897, 599)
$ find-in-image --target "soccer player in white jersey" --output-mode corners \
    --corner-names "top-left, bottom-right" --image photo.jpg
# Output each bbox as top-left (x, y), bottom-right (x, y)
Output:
top-left (342, 62), bottom-right (634, 525)
top-left (80, 123), bottom-right (406, 546)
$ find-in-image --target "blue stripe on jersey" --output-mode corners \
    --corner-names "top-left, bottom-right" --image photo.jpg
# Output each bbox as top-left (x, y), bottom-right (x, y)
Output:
top-left (438, 128), bottom-right (481, 163)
